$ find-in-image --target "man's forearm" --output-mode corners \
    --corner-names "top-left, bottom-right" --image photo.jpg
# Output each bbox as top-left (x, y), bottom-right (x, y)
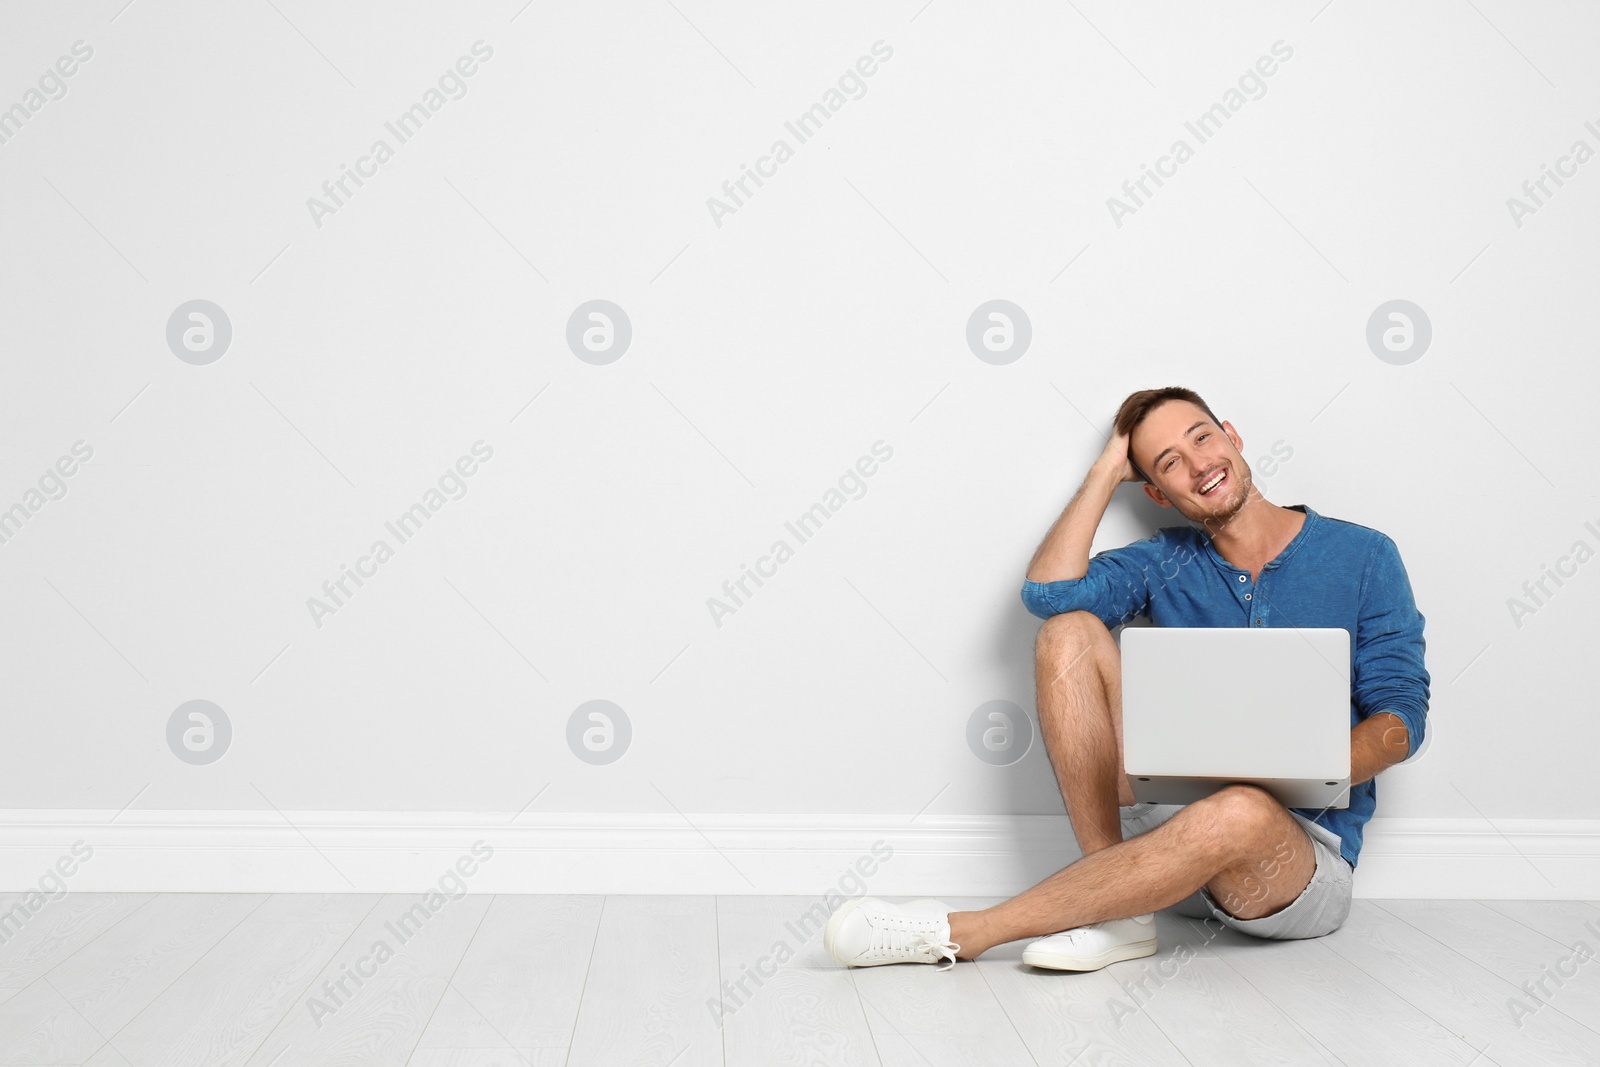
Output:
top-left (1026, 463), bottom-right (1122, 583)
top-left (1350, 712), bottom-right (1410, 785)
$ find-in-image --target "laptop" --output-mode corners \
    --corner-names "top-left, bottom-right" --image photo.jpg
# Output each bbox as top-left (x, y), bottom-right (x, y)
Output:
top-left (1120, 626), bottom-right (1351, 809)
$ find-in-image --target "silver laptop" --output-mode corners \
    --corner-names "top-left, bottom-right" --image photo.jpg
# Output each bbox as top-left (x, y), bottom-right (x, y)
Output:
top-left (1121, 626), bottom-right (1351, 809)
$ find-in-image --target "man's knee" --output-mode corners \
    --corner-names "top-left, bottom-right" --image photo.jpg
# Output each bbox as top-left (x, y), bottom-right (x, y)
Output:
top-left (1035, 610), bottom-right (1115, 666)
top-left (1192, 784), bottom-right (1287, 855)
top-left (1195, 785), bottom-right (1322, 921)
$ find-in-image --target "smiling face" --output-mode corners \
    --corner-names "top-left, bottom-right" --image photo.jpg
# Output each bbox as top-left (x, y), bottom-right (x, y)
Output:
top-left (1130, 399), bottom-right (1255, 526)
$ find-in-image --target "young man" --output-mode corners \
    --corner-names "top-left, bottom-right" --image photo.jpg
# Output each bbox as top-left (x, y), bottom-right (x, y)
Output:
top-left (825, 387), bottom-right (1430, 970)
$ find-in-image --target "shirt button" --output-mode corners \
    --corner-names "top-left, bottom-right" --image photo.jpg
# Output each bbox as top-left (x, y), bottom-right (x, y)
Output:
top-left (1244, 593), bottom-right (1252, 601)
top-left (1254, 619), bottom-right (1263, 625)
top-left (1237, 575), bottom-right (1247, 583)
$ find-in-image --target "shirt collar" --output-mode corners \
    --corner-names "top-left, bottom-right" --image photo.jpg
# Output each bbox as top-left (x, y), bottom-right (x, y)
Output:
top-left (1199, 504), bottom-right (1319, 574)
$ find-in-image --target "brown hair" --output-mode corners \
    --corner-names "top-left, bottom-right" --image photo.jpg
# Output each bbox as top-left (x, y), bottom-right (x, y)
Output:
top-left (1112, 387), bottom-right (1225, 484)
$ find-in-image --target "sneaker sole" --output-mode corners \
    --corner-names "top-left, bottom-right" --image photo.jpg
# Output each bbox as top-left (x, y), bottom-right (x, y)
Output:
top-left (1022, 936), bottom-right (1157, 972)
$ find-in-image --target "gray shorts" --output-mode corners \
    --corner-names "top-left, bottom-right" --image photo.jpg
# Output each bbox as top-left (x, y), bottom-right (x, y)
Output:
top-left (1119, 801), bottom-right (1353, 940)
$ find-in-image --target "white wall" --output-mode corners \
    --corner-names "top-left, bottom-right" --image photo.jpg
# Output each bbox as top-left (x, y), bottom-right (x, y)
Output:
top-left (1, 0), bottom-right (1595, 894)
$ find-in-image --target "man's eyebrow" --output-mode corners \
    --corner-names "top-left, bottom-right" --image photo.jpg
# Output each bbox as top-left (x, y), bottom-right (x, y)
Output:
top-left (1149, 421), bottom-right (1209, 470)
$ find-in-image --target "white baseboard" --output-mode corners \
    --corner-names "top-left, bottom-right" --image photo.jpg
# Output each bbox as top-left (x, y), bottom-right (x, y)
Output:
top-left (2, 811), bottom-right (1597, 898)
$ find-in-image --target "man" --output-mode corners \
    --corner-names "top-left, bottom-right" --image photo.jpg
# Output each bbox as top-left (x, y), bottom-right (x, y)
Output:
top-left (825, 386), bottom-right (1430, 970)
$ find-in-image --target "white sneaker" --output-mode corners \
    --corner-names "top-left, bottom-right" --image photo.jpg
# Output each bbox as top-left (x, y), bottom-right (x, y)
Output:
top-left (1021, 913), bottom-right (1157, 971)
top-left (824, 897), bottom-right (960, 970)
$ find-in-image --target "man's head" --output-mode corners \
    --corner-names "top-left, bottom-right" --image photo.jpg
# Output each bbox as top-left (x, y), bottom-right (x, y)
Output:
top-left (1113, 387), bottom-right (1256, 526)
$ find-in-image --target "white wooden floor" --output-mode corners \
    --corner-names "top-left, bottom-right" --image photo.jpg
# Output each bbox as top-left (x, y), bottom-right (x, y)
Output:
top-left (0, 893), bottom-right (1597, 1066)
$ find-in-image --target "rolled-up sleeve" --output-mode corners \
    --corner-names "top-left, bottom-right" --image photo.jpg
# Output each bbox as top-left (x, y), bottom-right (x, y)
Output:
top-left (1352, 535), bottom-right (1431, 758)
top-left (1020, 531), bottom-right (1169, 628)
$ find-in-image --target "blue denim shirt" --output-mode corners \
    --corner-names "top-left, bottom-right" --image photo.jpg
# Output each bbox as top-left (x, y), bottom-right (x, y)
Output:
top-left (1019, 504), bottom-right (1429, 869)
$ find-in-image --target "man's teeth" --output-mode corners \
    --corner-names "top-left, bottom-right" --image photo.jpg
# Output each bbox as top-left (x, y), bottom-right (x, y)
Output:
top-left (1200, 471), bottom-right (1225, 494)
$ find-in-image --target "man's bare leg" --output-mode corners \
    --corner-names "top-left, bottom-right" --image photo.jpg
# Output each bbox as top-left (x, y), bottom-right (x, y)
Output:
top-left (948, 783), bottom-right (1318, 957)
top-left (946, 611), bottom-right (1316, 959)
top-left (1027, 611), bottom-right (1136, 858)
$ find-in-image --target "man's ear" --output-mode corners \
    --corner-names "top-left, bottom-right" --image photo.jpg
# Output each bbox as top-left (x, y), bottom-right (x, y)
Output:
top-left (1143, 482), bottom-right (1172, 508)
top-left (1223, 420), bottom-right (1243, 454)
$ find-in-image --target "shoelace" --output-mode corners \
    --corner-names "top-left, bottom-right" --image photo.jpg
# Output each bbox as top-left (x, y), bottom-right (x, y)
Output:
top-left (869, 922), bottom-right (961, 971)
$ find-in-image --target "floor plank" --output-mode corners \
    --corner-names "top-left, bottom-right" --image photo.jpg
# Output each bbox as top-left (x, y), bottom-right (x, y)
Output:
top-left (932, 894), bottom-right (1185, 1067)
top-left (0, 894), bottom-right (152, 1007)
top-left (246, 891), bottom-right (490, 1066)
top-left (248, 894), bottom-right (383, 924)
top-left (407, 1052), bottom-right (567, 1066)
top-left (1478, 898), bottom-right (1600, 954)
top-left (971, 939), bottom-right (1191, 1066)
top-left (846, 897), bottom-right (1037, 1067)
top-left (0, 978), bottom-right (104, 1065)
top-left (1189, 913), bottom-right (1480, 1064)
top-left (715, 895), bottom-right (879, 1067)
top-left (1322, 900), bottom-right (1600, 1067)
top-left (47, 893), bottom-right (268, 1035)
top-left (1105, 949), bottom-right (1336, 1065)
top-left (3, 893), bottom-right (1599, 1066)
top-left (0, 895), bottom-right (268, 1065)
top-left (81, 920), bottom-right (358, 1066)
top-left (1379, 899), bottom-right (1600, 1038)
top-left (413, 894), bottom-right (601, 1054)
top-left (566, 896), bottom-right (721, 1067)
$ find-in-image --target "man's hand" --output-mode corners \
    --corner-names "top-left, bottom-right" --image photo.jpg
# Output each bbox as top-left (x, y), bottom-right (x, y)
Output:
top-left (1095, 430), bottom-right (1140, 484)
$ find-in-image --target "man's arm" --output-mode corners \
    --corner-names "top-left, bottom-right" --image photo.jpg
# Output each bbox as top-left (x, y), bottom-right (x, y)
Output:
top-left (1351, 711), bottom-right (1410, 785)
top-left (1348, 535), bottom-right (1431, 783)
top-left (1020, 431), bottom-right (1175, 627)
top-left (1025, 430), bottom-right (1136, 583)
